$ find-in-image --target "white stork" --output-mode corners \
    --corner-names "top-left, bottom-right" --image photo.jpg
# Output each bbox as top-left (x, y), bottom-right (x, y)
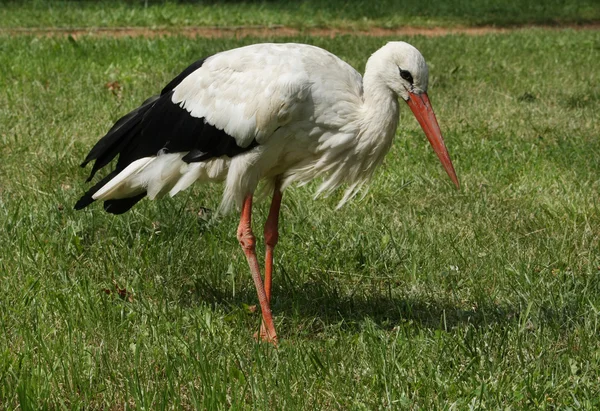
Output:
top-left (75, 42), bottom-right (459, 343)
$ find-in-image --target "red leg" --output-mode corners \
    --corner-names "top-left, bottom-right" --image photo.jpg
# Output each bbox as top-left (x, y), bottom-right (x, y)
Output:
top-left (237, 194), bottom-right (278, 344)
top-left (264, 181), bottom-right (283, 302)
top-left (258, 182), bottom-right (283, 339)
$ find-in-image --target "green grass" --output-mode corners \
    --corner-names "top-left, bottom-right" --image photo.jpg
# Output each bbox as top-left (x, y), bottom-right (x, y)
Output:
top-left (1, 0), bottom-right (600, 29)
top-left (1, 29), bottom-right (600, 408)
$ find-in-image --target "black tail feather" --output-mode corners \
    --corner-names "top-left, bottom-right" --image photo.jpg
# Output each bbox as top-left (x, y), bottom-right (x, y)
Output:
top-left (75, 169), bottom-right (147, 213)
top-left (104, 193), bottom-right (147, 215)
top-left (75, 96), bottom-right (161, 211)
top-left (74, 170), bottom-right (118, 210)
top-left (81, 96), bottom-right (160, 181)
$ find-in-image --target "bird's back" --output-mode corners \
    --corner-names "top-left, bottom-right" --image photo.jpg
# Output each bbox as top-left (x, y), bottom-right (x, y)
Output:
top-left (173, 43), bottom-right (365, 145)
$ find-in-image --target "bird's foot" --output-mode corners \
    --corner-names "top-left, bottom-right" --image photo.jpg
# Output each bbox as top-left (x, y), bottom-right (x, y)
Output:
top-left (254, 322), bottom-right (278, 346)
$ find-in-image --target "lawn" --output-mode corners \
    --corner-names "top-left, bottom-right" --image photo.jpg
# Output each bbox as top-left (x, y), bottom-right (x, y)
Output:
top-left (1, 22), bottom-right (600, 410)
top-left (1, 0), bottom-right (600, 29)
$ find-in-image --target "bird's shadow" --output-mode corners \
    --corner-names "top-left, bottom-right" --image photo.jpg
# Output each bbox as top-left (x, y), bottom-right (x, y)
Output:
top-left (181, 269), bottom-right (519, 335)
top-left (144, 208), bottom-right (526, 335)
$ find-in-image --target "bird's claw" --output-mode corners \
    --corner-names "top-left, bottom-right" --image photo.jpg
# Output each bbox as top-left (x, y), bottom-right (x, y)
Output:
top-left (254, 323), bottom-right (278, 346)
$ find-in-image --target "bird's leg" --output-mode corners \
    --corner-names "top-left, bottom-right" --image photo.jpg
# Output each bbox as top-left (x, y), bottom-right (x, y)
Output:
top-left (258, 182), bottom-right (283, 339)
top-left (264, 180), bottom-right (283, 302)
top-left (237, 194), bottom-right (278, 344)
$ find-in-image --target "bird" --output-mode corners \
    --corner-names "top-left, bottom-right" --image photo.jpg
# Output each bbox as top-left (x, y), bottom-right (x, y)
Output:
top-left (75, 41), bottom-right (459, 344)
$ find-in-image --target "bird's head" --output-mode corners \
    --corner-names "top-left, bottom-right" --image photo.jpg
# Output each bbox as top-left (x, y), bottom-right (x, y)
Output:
top-left (378, 41), bottom-right (429, 100)
top-left (370, 41), bottom-right (459, 188)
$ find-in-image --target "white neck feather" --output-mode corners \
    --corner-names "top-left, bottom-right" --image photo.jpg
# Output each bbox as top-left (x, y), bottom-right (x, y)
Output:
top-left (355, 55), bottom-right (400, 176)
top-left (312, 59), bottom-right (400, 206)
top-left (361, 62), bottom-right (400, 157)
top-left (281, 50), bottom-right (401, 208)
top-left (362, 48), bottom-right (400, 136)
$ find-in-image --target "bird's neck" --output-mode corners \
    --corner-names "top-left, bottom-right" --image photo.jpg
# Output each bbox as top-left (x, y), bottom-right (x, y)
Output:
top-left (286, 64), bottom-right (400, 206)
top-left (357, 68), bottom-right (400, 164)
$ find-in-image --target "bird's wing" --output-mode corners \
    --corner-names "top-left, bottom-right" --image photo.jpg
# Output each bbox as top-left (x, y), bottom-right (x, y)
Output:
top-left (171, 43), bottom-right (314, 150)
top-left (80, 44), bottom-right (316, 180)
top-left (76, 44), bottom-right (319, 213)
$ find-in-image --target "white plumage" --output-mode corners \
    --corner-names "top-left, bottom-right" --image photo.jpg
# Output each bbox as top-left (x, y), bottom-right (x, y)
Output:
top-left (91, 43), bottom-right (406, 211)
top-left (78, 41), bottom-right (458, 342)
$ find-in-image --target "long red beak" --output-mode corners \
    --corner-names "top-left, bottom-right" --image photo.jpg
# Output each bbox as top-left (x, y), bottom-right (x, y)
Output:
top-left (406, 92), bottom-right (459, 188)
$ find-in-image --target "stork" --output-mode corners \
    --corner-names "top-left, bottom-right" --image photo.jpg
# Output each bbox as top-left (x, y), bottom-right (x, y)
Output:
top-left (75, 42), bottom-right (459, 343)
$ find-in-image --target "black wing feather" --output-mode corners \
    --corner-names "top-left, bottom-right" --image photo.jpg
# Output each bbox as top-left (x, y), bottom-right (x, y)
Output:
top-left (161, 58), bottom-right (208, 95)
top-left (74, 170), bottom-right (119, 210)
top-left (75, 55), bottom-right (258, 214)
top-left (103, 193), bottom-right (147, 215)
top-left (82, 95), bottom-right (160, 181)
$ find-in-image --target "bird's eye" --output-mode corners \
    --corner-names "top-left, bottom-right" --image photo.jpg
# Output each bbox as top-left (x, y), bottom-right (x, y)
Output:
top-left (399, 68), bottom-right (413, 84)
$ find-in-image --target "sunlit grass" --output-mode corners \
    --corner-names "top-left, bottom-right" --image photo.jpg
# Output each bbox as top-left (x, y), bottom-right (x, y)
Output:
top-left (1, 0), bottom-right (599, 29)
top-left (1, 29), bottom-right (599, 408)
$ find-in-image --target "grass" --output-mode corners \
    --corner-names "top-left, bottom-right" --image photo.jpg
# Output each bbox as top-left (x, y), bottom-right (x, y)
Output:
top-left (1, 0), bottom-right (599, 29)
top-left (1, 28), bottom-right (600, 408)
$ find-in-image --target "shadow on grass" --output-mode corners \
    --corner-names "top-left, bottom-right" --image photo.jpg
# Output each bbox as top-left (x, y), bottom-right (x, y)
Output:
top-left (181, 272), bottom-right (520, 334)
